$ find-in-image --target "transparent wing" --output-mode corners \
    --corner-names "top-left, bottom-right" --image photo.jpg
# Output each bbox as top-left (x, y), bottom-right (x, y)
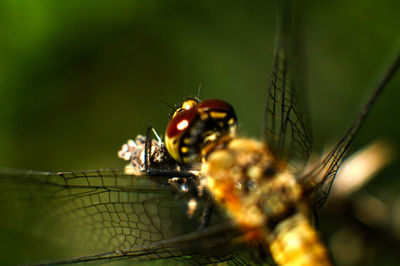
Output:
top-left (263, 0), bottom-right (312, 174)
top-left (300, 49), bottom-right (400, 208)
top-left (0, 168), bottom-right (245, 264)
top-left (36, 224), bottom-right (252, 265)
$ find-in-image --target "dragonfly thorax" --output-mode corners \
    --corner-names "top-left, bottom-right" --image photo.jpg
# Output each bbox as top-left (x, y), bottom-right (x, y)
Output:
top-left (203, 138), bottom-right (303, 229)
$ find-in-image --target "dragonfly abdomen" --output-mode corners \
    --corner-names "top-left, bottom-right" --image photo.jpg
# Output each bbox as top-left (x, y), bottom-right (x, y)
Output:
top-left (203, 137), bottom-right (332, 265)
top-left (269, 213), bottom-right (331, 266)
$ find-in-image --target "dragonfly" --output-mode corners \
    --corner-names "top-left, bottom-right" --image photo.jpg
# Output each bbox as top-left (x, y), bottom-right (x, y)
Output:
top-left (0, 1), bottom-right (399, 265)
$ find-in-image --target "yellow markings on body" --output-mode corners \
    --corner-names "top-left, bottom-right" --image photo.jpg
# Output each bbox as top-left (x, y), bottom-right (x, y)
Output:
top-left (269, 214), bottom-right (331, 266)
top-left (227, 137), bottom-right (263, 153)
top-left (204, 149), bottom-right (235, 201)
top-left (182, 100), bottom-right (197, 110)
top-left (202, 137), bottom-right (332, 266)
top-left (181, 146), bottom-right (189, 154)
top-left (172, 100), bottom-right (198, 118)
top-left (200, 112), bottom-right (209, 120)
top-left (165, 136), bottom-right (180, 162)
top-left (183, 137), bottom-right (191, 145)
top-left (247, 165), bottom-right (262, 181)
top-left (209, 111), bottom-right (227, 119)
top-left (228, 117), bottom-right (235, 125)
top-left (203, 133), bottom-right (218, 142)
top-left (205, 138), bottom-right (267, 228)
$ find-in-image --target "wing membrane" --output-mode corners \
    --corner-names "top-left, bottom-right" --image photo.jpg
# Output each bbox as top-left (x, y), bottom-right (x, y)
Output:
top-left (37, 224), bottom-right (250, 265)
top-left (0, 168), bottom-right (223, 264)
top-left (263, 0), bottom-right (312, 173)
top-left (301, 49), bottom-right (400, 208)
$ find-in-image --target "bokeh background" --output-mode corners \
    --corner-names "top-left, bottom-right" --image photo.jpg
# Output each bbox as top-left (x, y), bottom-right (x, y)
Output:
top-left (0, 0), bottom-right (399, 265)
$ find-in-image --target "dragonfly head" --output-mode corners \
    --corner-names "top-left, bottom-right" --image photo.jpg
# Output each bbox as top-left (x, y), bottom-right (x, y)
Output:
top-left (165, 98), bottom-right (238, 164)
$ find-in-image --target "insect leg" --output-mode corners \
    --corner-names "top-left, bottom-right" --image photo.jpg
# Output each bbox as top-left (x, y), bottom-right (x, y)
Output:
top-left (198, 197), bottom-right (214, 230)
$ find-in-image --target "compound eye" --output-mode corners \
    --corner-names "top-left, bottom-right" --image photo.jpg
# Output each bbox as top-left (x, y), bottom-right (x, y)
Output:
top-left (197, 99), bottom-right (237, 126)
top-left (165, 108), bottom-right (198, 162)
top-left (197, 99), bottom-right (235, 115)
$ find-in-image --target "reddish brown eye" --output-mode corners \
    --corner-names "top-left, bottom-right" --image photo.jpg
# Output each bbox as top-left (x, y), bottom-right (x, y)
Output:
top-left (166, 108), bottom-right (197, 139)
top-left (165, 108), bottom-right (198, 162)
top-left (165, 98), bottom-right (237, 164)
top-left (197, 99), bottom-right (235, 113)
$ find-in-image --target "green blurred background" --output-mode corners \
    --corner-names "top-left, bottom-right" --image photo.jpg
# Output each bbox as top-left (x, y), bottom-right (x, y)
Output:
top-left (0, 0), bottom-right (399, 265)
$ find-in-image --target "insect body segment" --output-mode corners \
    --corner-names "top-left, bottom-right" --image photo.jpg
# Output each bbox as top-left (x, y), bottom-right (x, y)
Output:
top-left (203, 138), bottom-right (331, 265)
top-left (165, 99), bottom-right (238, 164)
top-left (165, 98), bottom-right (332, 265)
